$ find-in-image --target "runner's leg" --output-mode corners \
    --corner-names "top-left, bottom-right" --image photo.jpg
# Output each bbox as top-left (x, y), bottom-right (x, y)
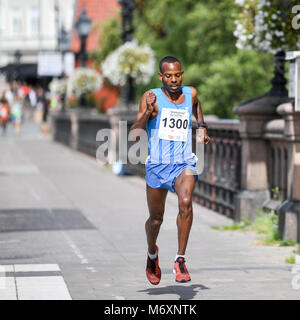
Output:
top-left (174, 169), bottom-right (195, 255)
top-left (145, 184), bottom-right (168, 254)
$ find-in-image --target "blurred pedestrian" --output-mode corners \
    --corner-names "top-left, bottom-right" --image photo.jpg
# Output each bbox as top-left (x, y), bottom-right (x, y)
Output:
top-left (0, 93), bottom-right (10, 136)
top-left (36, 87), bottom-right (49, 123)
top-left (11, 95), bottom-right (23, 136)
top-left (5, 83), bottom-right (14, 106)
top-left (28, 86), bottom-right (37, 109)
top-left (37, 87), bottom-right (50, 134)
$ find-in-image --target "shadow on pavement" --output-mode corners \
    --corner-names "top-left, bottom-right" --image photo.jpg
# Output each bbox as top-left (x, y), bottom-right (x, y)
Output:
top-left (138, 284), bottom-right (209, 300)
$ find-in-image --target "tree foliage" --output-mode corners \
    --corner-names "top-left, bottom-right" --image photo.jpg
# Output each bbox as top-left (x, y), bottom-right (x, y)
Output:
top-left (90, 17), bottom-right (122, 67)
top-left (93, 0), bottom-right (275, 118)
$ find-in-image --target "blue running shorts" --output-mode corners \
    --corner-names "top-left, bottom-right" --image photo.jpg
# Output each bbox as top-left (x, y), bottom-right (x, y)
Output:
top-left (145, 162), bottom-right (198, 193)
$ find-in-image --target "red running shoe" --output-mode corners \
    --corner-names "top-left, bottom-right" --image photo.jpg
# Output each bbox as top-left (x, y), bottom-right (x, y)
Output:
top-left (146, 246), bottom-right (161, 285)
top-left (173, 257), bottom-right (191, 283)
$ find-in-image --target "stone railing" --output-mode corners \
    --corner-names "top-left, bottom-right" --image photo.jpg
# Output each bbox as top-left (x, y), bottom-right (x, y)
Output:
top-left (263, 119), bottom-right (288, 206)
top-left (52, 111), bottom-right (72, 146)
top-left (193, 120), bottom-right (241, 219)
top-left (51, 109), bottom-right (111, 160)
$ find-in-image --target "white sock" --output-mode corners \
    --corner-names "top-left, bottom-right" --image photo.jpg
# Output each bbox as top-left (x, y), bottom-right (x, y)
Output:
top-left (148, 249), bottom-right (158, 260)
top-left (175, 254), bottom-right (186, 261)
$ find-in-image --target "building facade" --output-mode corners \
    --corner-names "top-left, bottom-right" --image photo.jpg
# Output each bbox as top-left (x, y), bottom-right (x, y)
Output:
top-left (0, 0), bottom-right (76, 82)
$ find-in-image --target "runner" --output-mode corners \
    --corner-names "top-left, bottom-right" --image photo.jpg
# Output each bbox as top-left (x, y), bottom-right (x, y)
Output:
top-left (130, 56), bottom-right (210, 285)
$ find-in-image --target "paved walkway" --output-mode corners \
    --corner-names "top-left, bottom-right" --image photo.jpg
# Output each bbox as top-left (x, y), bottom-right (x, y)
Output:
top-left (0, 121), bottom-right (299, 300)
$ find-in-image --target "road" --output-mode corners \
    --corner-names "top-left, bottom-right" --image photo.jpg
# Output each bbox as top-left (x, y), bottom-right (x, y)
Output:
top-left (0, 120), bottom-right (299, 300)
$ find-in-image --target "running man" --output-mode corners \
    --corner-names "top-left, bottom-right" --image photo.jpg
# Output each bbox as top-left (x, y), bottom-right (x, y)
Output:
top-left (130, 56), bottom-right (210, 285)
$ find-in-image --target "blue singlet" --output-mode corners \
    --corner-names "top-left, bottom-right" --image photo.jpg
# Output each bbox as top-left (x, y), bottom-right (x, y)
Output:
top-left (145, 86), bottom-right (198, 192)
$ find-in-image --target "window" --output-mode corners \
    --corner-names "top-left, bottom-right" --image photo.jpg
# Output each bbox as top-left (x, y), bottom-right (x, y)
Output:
top-left (29, 7), bottom-right (40, 36)
top-left (11, 8), bottom-right (22, 36)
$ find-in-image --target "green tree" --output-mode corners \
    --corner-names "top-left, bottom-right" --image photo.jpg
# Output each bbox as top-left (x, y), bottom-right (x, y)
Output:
top-left (90, 17), bottom-right (122, 67)
top-left (93, 0), bottom-right (274, 118)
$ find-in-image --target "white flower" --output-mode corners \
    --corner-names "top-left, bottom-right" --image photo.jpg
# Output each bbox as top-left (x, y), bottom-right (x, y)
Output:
top-left (102, 40), bottom-right (155, 86)
top-left (236, 42), bottom-right (245, 49)
top-left (67, 68), bottom-right (103, 98)
top-left (265, 32), bottom-right (272, 41)
top-left (235, 0), bottom-right (245, 6)
top-left (275, 30), bottom-right (284, 37)
top-left (49, 79), bottom-right (67, 95)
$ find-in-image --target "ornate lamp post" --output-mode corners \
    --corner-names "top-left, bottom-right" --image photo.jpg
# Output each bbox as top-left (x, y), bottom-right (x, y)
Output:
top-left (59, 26), bottom-right (69, 76)
top-left (75, 9), bottom-right (92, 68)
top-left (118, 0), bottom-right (135, 43)
top-left (59, 26), bottom-right (69, 55)
top-left (267, 50), bottom-right (288, 97)
top-left (13, 50), bottom-right (22, 81)
top-left (59, 26), bottom-right (69, 110)
top-left (75, 9), bottom-right (92, 107)
top-left (118, 0), bottom-right (135, 106)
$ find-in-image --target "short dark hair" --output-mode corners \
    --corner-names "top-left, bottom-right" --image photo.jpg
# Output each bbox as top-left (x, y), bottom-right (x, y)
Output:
top-left (159, 56), bottom-right (182, 73)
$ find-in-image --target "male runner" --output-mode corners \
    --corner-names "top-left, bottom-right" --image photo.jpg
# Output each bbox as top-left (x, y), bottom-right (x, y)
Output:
top-left (130, 56), bottom-right (210, 285)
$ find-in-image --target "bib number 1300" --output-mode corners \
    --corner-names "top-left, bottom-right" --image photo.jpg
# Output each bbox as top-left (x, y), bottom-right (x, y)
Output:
top-left (162, 117), bottom-right (188, 129)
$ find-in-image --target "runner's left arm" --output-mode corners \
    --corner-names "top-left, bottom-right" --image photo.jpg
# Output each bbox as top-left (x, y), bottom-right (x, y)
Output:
top-left (190, 87), bottom-right (210, 144)
top-left (190, 87), bottom-right (204, 123)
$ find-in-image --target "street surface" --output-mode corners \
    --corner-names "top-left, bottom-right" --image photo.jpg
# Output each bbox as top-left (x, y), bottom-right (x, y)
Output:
top-left (0, 121), bottom-right (299, 300)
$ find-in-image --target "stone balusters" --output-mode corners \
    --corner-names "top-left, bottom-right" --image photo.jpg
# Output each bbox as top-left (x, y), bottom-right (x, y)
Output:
top-left (234, 94), bottom-right (290, 221)
top-left (277, 101), bottom-right (300, 241)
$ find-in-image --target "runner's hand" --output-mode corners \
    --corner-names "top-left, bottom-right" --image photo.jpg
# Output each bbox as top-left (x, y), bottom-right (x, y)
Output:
top-left (145, 91), bottom-right (156, 114)
top-left (196, 128), bottom-right (210, 144)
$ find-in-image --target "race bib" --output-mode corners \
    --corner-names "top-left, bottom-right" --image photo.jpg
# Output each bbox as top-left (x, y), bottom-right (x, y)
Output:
top-left (158, 108), bottom-right (189, 142)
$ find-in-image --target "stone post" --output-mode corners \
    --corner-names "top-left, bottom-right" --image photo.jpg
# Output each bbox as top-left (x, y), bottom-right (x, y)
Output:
top-left (277, 101), bottom-right (300, 241)
top-left (69, 108), bottom-right (96, 150)
top-left (70, 109), bottom-right (79, 150)
top-left (234, 95), bottom-right (290, 221)
top-left (107, 103), bottom-right (138, 168)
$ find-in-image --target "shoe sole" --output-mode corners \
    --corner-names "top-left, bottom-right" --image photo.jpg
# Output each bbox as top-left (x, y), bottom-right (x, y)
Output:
top-left (173, 269), bottom-right (191, 282)
top-left (147, 280), bottom-right (160, 285)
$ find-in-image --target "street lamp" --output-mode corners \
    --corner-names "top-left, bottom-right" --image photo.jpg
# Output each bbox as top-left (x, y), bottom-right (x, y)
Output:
top-left (118, 0), bottom-right (135, 106)
top-left (59, 26), bottom-right (69, 78)
top-left (13, 50), bottom-right (22, 81)
top-left (59, 26), bottom-right (69, 110)
top-left (14, 50), bottom-right (21, 64)
top-left (118, 0), bottom-right (135, 43)
top-left (75, 8), bottom-right (92, 108)
top-left (75, 8), bottom-right (92, 67)
top-left (59, 26), bottom-right (69, 54)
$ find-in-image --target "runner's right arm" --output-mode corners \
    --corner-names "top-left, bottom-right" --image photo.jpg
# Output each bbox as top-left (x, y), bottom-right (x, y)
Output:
top-left (130, 91), bottom-right (157, 131)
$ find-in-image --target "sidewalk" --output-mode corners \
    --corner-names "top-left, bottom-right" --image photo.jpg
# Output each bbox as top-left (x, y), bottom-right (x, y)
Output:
top-left (0, 121), bottom-right (298, 300)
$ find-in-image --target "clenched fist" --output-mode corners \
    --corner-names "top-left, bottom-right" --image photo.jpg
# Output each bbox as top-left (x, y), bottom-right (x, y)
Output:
top-left (145, 91), bottom-right (156, 114)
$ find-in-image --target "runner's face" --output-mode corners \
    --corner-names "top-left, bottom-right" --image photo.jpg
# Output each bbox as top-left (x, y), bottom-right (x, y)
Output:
top-left (159, 62), bottom-right (184, 93)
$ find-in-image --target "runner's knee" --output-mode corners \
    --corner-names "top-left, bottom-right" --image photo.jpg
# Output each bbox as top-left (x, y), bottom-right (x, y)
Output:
top-left (178, 196), bottom-right (192, 215)
top-left (149, 215), bottom-right (163, 227)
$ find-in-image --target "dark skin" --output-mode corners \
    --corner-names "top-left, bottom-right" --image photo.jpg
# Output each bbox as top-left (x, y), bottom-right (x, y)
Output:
top-left (130, 61), bottom-right (210, 256)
